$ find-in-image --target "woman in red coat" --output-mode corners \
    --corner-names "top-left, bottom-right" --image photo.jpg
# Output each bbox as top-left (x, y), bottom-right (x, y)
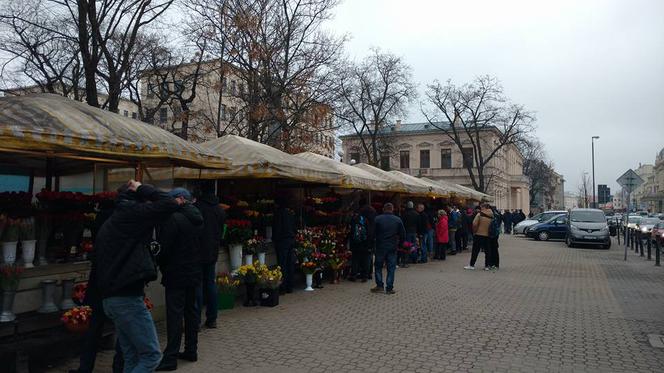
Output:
top-left (435, 210), bottom-right (449, 260)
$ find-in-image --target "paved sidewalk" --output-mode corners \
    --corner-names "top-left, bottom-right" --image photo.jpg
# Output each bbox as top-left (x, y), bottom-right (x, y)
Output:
top-left (50, 235), bottom-right (664, 372)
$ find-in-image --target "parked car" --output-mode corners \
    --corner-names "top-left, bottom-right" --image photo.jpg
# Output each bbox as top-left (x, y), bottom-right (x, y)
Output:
top-left (526, 213), bottom-right (568, 241)
top-left (651, 222), bottom-right (664, 244)
top-left (566, 208), bottom-right (611, 249)
top-left (514, 210), bottom-right (568, 235)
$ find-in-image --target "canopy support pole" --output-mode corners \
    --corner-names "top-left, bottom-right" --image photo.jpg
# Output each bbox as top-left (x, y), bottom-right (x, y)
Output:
top-left (135, 162), bottom-right (144, 182)
top-left (45, 157), bottom-right (54, 191)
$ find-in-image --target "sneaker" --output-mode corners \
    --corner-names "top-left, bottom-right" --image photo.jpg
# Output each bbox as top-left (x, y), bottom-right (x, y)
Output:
top-left (484, 267), bottom-right (491, 271)
top-left (204, 320), bottom-right (217, 329)
top-left (463, 265), bottom-right (475, 270)
top-left (492, 266), bottom-right (499, 271)
top-left (370, 286), bottom-right (384, 293)
top-left (385, 289), bottom-right (396, 295)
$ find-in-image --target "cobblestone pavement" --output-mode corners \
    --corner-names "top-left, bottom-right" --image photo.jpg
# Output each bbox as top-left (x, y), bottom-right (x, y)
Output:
top-left (50, 235), bottom-right (664, 373)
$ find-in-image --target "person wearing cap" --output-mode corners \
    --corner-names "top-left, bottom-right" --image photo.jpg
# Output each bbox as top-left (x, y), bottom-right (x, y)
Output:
top-left (156, 188), bottom-right (204, 371)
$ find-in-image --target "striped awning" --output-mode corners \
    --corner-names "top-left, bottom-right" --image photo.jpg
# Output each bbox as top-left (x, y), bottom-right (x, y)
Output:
top-left (0, 94), bottom-right (230, 169)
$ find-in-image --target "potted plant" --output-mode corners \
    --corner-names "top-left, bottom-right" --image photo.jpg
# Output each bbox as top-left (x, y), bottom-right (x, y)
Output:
top-left (243, 236), bottom-right (263, 266)
top-left (1, 217), bottom-right (20, 264)
top-left (236, 264), bottom-right (258, 307)
top-left (216, 272), bottom-right (239, 310)
top-left (301, 261), bottom-right (317, 291)
top-left (256, 264), bottom-right (282, 307)
top-left (19, 217), bottom-right (37, 268)
top-left (226, 219), bottom-right (252, 270)
top-left (0, 263), bottom-right (24, 322)
top-left (61, 305), bottom-right (92, 333)
top-left (311, 251), bottom-right (327, 289)
top-left (72, 282), bottom-right (88, 306)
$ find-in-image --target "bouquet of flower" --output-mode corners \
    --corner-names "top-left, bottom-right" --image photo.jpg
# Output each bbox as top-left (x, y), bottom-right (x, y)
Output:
top-left (236, 264), bottom-right (259, 284)
top-left (311, 251), bottom-right (328, 269)
top-left (301, 261), bottom-right (317, 275)
top-left (1, 217), bottom-right (20, 242)
top-left (0, 263), bottom-right (23, 291)
top-left (72, 282), bottom-right (88, 305)
top-left (225, 219), bottom-right (253, 245)
top-left (256, 264), bottom-right (282, 289)
top-left (19, 217), bottom-right (36, 241)
top-left (327, 250), bottom-right (351, 271)
top-left (216, 272), bottom-right (240, 294)
top-left (80, 239), bottom-right (94, 253)
top-left (61, 306), bottom-right (92, 328)
top-left (399, 241), bottom-right (417, 255)
top-left (243, 236), bottom-right (264, 255)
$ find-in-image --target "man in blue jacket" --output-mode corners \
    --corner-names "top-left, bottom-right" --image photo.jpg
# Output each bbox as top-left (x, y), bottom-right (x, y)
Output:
top-left (371, 203), bottom-right (406, 295)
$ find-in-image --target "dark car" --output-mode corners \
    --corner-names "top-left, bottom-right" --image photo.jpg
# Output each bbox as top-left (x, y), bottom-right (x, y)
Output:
top-left (526, 214), bottom-right (568, 241)
top-left (651, 222), bottom-right (664, 245)
top-left (566, 208), bottom-right (611, 249)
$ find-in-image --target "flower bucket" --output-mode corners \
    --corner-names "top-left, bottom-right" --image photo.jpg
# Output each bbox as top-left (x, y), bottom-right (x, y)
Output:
top-left (229, 244), bottom-right (242, 270)
top-left (243, 254), bottom-right (253, 266)
top-left (0, 291), bottom-right (16, 322)
top-left (38, 279), bottom-right (59, 313)
top-left (257, 252), bottom-right (266, 265)
top-left (218, 292), bottom-right (236, 310)
top-left (304, 273), bottom-right (314, 291)
top-left (265, 226), bottom-right (272, 241)
top-left (64, 321), bottom-right (90, 334)
top-left (2, 241), bottom-right (17, 264)
top-left (20, 240), bottom-right (36, 268)
top-left (259, 288), bottom-right (279, 307)
top-left (243, 282), bottom-right (257, 307)
top-left (60, 279), bottom-right (76, 310)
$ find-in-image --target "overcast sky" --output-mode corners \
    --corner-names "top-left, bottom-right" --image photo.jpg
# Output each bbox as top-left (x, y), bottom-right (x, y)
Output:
top-left (329, 0), bottom-right (664, 193)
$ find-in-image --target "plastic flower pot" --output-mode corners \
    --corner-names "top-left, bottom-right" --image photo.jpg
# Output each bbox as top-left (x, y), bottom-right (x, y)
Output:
top-left (229, 244), bottom-right (242, 270)
top-left (0, 290), bottom-right (16, 322)
top-left (259, 288), bottom-right (279, 307)
top-left (2, 241), bottom-right (17, 264)
top-left (257, 252), bottom-right (266, 265)
top-left (60, 279), bottom-right (76, 310)
top-left (20, 240), bottom-right (36, 268)
top-left (304, 273), bottom-right (314, 291)
top-left (243, 282), bottom-right (257, 307)
top-left (243, 254), bottom-right (253, 266)
top-left (218, 292), bottom-right (236, 310)
top-left (64, 321), bottom-right (90, 334)
top-left (38, 279), bottom-right (59, 313)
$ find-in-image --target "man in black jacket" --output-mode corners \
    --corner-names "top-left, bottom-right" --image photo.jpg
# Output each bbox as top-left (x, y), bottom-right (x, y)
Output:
top-left (273, 195), bottom-right (296, 293)
top-left (371, 203), bottom-right (406, 294)
top-left (349, 198), bottom-right (376, 282)
top-left (156, 188), bottom-right (204, 371)
top-left (95, 180), bottom-right (182, 373)
top-left (194, 182), bottom-right (226, 329)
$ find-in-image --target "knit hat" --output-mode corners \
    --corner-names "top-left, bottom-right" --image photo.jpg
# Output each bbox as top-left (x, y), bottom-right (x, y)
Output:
top-left (168, 187), bottom-right (192, 201)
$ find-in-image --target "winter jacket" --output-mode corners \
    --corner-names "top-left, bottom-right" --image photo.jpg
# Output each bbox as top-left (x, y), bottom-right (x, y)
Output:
top-left (374, 212), bottom-right (406, 254)
top-left (195, 194), bottom-right (226, 264)
top-left (157, 203), bottom-right (204, 288)
top-left (359, 204), bottom-right (377, 241)
top-left (402, 208), bottom-right (421, 234)
top-left (93, 185), bottom-right (179, 298)
top-left (435, 215), bottom-right (449, 244)
top-left (448, 210), bottom-right (461, 232)
top-left (273, 206), bottom-right (296, 249)
top-left (419, 211), bottom-right (434, 235)
top-left (472, 208), bottom-right (494, 237)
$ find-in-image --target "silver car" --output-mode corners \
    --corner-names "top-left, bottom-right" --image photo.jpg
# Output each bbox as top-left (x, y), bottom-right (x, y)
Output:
top-left (566, 208), bottom-right (611, 249)
top-left (513, 210), bottom-right (567, 235)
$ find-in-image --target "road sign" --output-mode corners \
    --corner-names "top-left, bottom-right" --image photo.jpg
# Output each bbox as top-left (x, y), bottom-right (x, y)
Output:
top-left (617, 169), bottom-right (644, 194)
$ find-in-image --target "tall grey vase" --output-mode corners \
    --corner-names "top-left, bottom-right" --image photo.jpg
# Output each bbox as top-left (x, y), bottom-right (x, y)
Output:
top-left (0, 291), bottom-right (17, 322)
top-left (60, 279), bottom-right (76, 310)
top-left (38, 280), bottom-right (59, 313)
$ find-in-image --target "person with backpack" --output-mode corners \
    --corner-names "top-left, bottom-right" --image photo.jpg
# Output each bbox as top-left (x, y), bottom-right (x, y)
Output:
top-left (434, 210), bottom-right (449, 260)
top-left (465, 203), bottom-right (495, 271)
top-left (416, 203), bottom-right (434, 263)
top-left (349, 198), bottom-right (375, 282)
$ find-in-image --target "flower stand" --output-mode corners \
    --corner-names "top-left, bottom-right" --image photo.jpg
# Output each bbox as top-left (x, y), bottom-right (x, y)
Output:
top-left (2, 241), bottom-right (17, 264)
top-left (243, 282), bottom-right (257, 307)
top-left (243, 254), bottom-right (254, 266)
top-left (21, 239), bottom-right (36, 268)
top-left (60, 279), bottom-right (77, 310)
top-left (0, 291), bottom-right (17, 322)
top-left (218, 292), bottom-right (236, 310)
top-left (304, 273), bottom-right (314, 291)
top-left (38, 279), bottom-right (59, 313)
top-left (259, 288), bottom-right (279, 307)
top-left (257, 252), bottom-right (266, 265)
top-left (229, 244), bottom-right (242, 270)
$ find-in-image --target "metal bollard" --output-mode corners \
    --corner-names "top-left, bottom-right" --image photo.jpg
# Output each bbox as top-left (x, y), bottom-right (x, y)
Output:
top-left (656, 240), bottom-right (661, 267)
top-left (631, 231), bottom-right (635, 250)
top-left (639, 233), bottom-right (644, 257)
top-left (647, 237), bottom-right (652, 261)
top-left (617, 227), bottom-right (621, 245)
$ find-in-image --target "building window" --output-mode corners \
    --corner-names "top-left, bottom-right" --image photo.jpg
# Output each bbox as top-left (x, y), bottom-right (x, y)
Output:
top-left (147, 83), bottom-right (155, 98)
top-left (123, 110), bottom-right (128, 117)
top-left (159, 107), bottom-right (168, 124)
top-left (441, 149), bottom-right (451, 169)
top-left (222, 77), bottom-right (228, 93)
top-left (420, 149), bottom-right (430, 169)
top-left (349, 152), bottom-right (360, 164)
top-left (400, 150), bottom-right (410, 169)
top-left (380, 153), bottom-right (390, 171)
top-left (221, 105), bottom-right (227, 121)
top-left (174, 80), bottom-right (184, 93)
top-left (131, 112), bottom-right (137, 119)
top-left (462, 148), bottom-right (473, 168)
top-left (238, 83), bottom-right (245, 96)
top-left (231, 80), bottom-right (237, 96)
top-left (229, 106), bottom-right (237, 121)
top-left (160, 82), bottom-right (169, 98)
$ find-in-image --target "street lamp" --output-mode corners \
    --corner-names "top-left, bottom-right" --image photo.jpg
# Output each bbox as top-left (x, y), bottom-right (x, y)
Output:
top-left (583, 171), bottom-right (589, 208)
top-left (591, 136), bottom-right (600, 208)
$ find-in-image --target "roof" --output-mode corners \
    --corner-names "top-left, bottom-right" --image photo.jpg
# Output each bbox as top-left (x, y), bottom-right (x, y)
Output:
top-left (0, 93), bottom-right (229, 169)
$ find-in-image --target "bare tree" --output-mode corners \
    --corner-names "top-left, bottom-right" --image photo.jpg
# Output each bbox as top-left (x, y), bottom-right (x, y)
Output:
top-left (335, 49), bottom-right (416, 166)
top-left (577, 172), bottom-right (591, 208)
top-left (423, 75), bottom-right (536, 193)
top-left (521, 138), bottom-right (558, 209)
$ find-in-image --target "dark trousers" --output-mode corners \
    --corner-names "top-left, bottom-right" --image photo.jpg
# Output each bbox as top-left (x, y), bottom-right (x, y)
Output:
top-left (163, 285), bottom-right (199, 364)
top-left (456, 230), bottom-right (468, 250)
top-left (276, 243), bottom-right (295, 291)
top-left (77, 301), bottom-right (124, 373)
top-left (470, 235), bottom-right (491, 267)
top-left (196, 262), bottom-right (218, 325)
top-left (490, 237), bottom-right (500, 268)
top-left (434, 242), bottom-right (447, 260)
top-left (374, 250), bottom-right (397, 290)
top-left (351, 245), bottom-right (370, 279)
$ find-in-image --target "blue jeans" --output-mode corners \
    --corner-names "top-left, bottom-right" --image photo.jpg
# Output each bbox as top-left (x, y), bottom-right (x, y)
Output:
top-left (421, 229), bottom-right (434, 262)
top-left (103, 296), bottom-right (161, 373)
top-left (374, 250), bottom-right (397, 290)
top-left (196, 263), bottom-right (218, 324)
top-left (448, 230), bottom-right (457, 252)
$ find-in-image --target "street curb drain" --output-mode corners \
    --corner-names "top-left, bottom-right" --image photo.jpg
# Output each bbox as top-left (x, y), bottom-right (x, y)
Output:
top-left (647, 334), bottom-right (664, 348)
